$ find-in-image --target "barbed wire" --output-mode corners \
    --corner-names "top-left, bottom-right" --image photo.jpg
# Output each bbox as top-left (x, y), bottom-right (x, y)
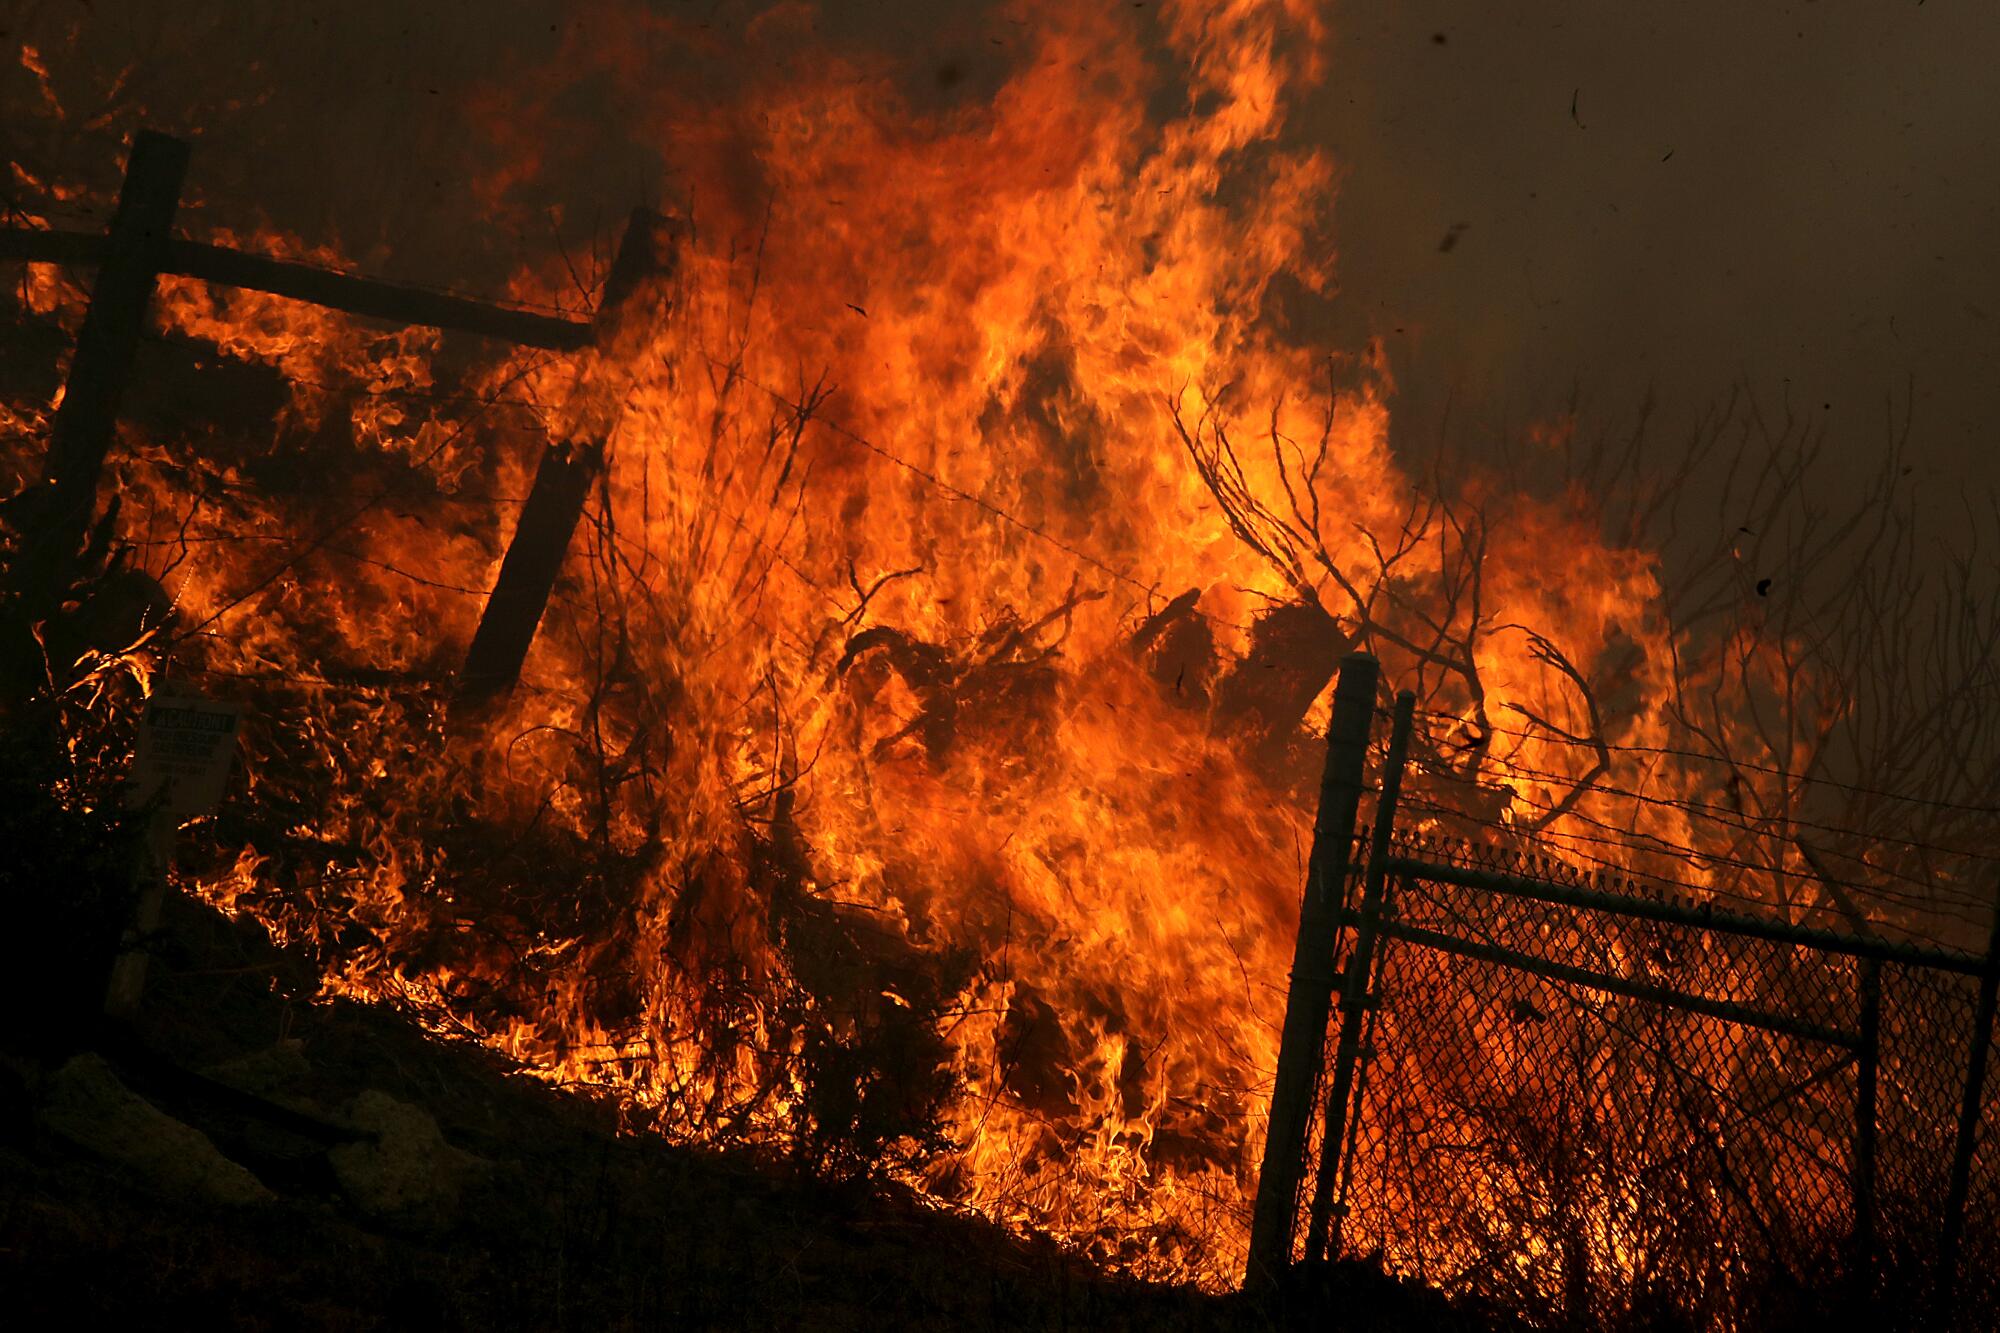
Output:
top-left (1406, 744), bottom-right (2000, 919)
top-left (71, 288), bottom-right (2000, 950)
top-left (1397, 795), bottom-right (1836, 917)
top-left (175, 663), bottom-right (443, 692)
top-left (137, 329), bottom-right (554, 415)
top-left (1396, 795), bottom-right (1992, 947)
top-left (1419, 744), bottom-right (2000, 868)
top-left (715, 359), bottom-right (1213, 618)
top-left (1418, 787), bottom-right (1995, 933)
top-left (1413, 704), bottom-right (1998, 817)
top-left (122, 531), bottom-right (501, 598)
top-left (1503, 788), bottom-right (1997, 922)
top-left (1370, 708), bottom-right (1998, 917)
top-left (93, 318), bottom-right (2000, 853)
top-left (687, 381), bottom-right (2000, 850)
top-left (166, 352), bottom-right (556, 644)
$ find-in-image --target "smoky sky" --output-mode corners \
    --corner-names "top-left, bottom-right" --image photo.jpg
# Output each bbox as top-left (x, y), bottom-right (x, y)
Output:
top-left (1301, 2), bottom-right (2000, 504)
top-left (3, 3), bottom-right (1054, 298)
top-left (7, 0), bottom-right (1995, 514)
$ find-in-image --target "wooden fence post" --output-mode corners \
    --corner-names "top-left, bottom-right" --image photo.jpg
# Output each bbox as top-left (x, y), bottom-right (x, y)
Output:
top-left (1246, 653), bottom-right (1380, 1287)
top-left (1308, 687), bottom-right (1415, 1262)
top-left (454, 439), bottom-right (603, 709)
top-left (17, 131), bottom-right (188, 612)
top-left (1937, 884), bottom-right (2000, 1318)
top-left (453, 207), bottom-right (670, 712)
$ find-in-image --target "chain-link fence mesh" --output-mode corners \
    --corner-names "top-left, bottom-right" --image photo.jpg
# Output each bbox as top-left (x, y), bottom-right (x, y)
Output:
top-left (1966, 1030), bottom-right (2000, 1323)
top-left (1305, 830), bottom-right (1997, 1332)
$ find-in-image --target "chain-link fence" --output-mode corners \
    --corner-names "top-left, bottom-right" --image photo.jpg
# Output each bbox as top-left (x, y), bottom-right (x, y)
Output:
top-left (1305, 828), bottom-right (1997, 1331)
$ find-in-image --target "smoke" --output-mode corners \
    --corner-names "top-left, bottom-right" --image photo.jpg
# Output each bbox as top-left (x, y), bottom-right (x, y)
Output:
top-left (1295, 1), bottom-right (2000, 510)
top-left (11, 1), bottom-right (1993, 509)
top-left (4, 2), bottom-right (1105, 297)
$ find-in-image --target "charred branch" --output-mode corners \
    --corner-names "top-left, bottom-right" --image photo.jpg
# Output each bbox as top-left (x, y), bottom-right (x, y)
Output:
top-left (1504, 630), bottom-right (1613, 835)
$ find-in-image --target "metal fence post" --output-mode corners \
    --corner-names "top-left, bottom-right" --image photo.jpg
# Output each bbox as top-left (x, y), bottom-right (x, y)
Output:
top-left (1308, 687), bottom-right (1415, 1262)
top-left (1852, 955), bottom-right (1882, 1290)
top-left (1938, 885), bottom-right (2000, 1317)
top-left (1247, 653), bottom-right (1380, 1287)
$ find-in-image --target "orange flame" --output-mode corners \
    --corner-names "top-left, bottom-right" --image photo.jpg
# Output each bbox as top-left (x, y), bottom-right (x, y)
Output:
top-left (8, 0), bottom-right (1973, 1295)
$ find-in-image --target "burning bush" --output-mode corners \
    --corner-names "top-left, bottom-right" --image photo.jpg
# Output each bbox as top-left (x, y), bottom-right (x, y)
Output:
top-left (3, 0), bottom-right (1994, 1307)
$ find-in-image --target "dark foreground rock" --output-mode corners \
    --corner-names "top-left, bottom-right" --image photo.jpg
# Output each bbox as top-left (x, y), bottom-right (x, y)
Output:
top-left (37, 1051), bottom-right (275, 1207)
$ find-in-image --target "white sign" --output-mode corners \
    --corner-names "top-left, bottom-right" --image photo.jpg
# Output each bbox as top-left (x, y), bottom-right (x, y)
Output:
top-left (129, 690), bottom-right (243, 818)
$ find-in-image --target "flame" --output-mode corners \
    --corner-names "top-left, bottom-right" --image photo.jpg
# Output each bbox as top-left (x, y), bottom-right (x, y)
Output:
top-left (6, 0), bottom-right (1986, 1299)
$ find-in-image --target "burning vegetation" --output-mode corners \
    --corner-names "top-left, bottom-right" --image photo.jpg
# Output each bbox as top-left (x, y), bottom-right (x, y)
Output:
top-left (3, 2), bottom-right (1997, 1328)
